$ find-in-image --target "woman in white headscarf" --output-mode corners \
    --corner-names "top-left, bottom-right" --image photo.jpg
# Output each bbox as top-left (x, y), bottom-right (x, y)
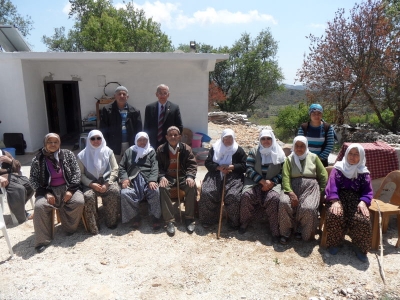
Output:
top-left (119, 132), bottom-right (161, 231)
top-left (77, 130), bottom-right (120, 234)
top-left (279, 136), bottom-right (327, 245)
top-left (239, 129), bottom-right (286, 237)
top-left (199, 129), bottom-right (247, 229)
top-left (325, 143), bottom-right (372, 262)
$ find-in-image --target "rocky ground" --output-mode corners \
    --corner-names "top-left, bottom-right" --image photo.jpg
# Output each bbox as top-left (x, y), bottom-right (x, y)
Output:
top-left (1, 122), bottom-right (400, 299)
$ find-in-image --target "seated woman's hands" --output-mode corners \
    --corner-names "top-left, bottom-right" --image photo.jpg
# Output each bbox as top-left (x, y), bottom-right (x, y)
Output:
top-left (329, 200), bottom-right (343, 216)
top-left (46, 193), bottom-right (56, 205)
top-left (288, 192), bottom-right (299, 208)
top-left (357, 201), bottom-right (370, 217)
top-left (260, 179), bottom-right (274, 192)
top-left (121, 180), bottom-right (130, 189)
top-left (217, 164), bottom-right (233, 175)
top-left (63, 191), bottom-right (73, 203)
top-left (148, 181), bottom-right (158, 190)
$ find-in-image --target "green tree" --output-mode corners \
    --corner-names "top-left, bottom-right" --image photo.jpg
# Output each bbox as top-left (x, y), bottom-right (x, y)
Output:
top-left (275, 103), bottom-right (309, 142)
top-left (211, 29), bottom-right (284, 112)
top-left (0, 0), bottom-right (33, 36)
top-left (42, 0), bottom-right (172, 52)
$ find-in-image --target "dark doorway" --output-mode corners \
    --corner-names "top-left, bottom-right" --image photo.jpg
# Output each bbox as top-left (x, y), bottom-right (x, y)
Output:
top-left (43, 81), bottom-right (82, 145)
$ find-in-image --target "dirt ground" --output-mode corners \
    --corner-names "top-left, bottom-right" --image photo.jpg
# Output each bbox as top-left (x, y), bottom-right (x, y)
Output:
top-left (1, 122), bottom-right (400, 299)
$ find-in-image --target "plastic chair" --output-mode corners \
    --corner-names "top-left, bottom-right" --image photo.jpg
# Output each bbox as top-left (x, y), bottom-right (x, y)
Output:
top-left (0, 187), bottom-right (34, 225)
top-left (0, 205), bottom-right (14, 256)
top-left (369, 170), bottom-right (400, 250)
top-left (51, 208), bottom-right (88, 239)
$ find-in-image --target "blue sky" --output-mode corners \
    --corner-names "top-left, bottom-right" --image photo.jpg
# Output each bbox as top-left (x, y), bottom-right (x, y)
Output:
top-left (11, 0), bottom-right (361, 84)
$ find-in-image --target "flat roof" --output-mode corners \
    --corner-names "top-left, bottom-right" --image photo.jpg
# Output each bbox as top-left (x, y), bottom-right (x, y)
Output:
top-left (0, 51), bottom-right (229, 63)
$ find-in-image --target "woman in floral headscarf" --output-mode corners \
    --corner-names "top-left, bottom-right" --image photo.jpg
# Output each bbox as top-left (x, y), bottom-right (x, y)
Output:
top-left (239, 129), bottom-right (286, 237)
top-left (325, 143), bottom-right (372, 262)
top-left (279, 136), bottom-right (327, 245)
top-left (77, 130), bottom-right (120, 235)
top-left (29, 133), bottom-right (84, 253)
top-left (199, 128), bottom-right (247, 229)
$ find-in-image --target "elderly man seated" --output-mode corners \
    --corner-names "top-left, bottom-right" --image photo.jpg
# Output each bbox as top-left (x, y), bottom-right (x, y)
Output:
top-left (157, 126), bottom-right (197, 236)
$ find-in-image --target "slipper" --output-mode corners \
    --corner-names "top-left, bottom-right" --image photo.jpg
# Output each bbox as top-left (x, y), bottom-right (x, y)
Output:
top-left (328, 247), bottom-right (339, 255)
top-left (280, 236), bottom-right (288, 245)
top-left (355, 250), bottom-right (368, 263)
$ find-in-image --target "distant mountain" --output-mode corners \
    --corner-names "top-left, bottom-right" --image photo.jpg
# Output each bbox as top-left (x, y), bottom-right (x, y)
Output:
top-left (284, 84), bottom-right (305, 90)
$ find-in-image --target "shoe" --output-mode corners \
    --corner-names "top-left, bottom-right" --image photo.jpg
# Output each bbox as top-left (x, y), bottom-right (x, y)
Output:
top-left (202, 223), bottom-right (212, 229)
top-left (132, 215), bottom-right (141, 229)
top-left (152, 217), bottom-right (162, 231)
top-left (295, 232), bottom-right (302, 241)
top-left (166, 222), bottom-right (175, 236)
top-left (108, 224), bottom-right (117, 230)
top-left (355, 250), bottom-right (368, 263)
top-left (227, 219), bottom-right (240, 231)
top-left (26, 212), bottom-right (34, 220)
top-left (35, 245), bottom-right (46, 253)
top-left (185, 219), bottom-right (195, 234)
top-left (280, 236), bottom-right (288, 245)
top-left (238, 226), bottom-right (247, 234)
top-left (328, 247), bottom-right (339, 255)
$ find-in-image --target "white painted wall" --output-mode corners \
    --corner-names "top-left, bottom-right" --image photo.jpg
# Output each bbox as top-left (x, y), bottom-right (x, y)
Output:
top-left (0, 58), bottom-right (32, 151)
top-left (0, 53), bottom-right (223, 152)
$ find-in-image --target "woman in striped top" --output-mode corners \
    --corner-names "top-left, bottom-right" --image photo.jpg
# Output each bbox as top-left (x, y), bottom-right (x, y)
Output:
top-left (297, 104), bottom-right (334, 167)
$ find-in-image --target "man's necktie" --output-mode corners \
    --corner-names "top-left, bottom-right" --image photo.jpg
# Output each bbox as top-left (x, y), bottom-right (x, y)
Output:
top-left (157, 105), bottom-right (165, 142)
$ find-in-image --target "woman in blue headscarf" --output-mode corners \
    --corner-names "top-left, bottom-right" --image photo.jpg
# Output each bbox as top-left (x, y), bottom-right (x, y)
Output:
top-left (297, 103), bottom-right (335, 167)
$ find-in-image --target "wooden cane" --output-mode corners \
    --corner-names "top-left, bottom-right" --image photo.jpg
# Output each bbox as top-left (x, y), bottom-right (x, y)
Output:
top-left (217, 174), bottom-right (227, 239)
top-left (176, 150), bottom-right (182, 223)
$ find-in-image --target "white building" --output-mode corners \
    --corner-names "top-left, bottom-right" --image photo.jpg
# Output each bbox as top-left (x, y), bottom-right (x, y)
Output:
top-left (0, 51), bottom-right (228, 152)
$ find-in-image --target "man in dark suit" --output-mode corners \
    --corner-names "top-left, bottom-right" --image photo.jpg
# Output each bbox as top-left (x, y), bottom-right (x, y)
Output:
top-left (144, 84), bottom-right (183, 149)
top-left (100, 86), bottom-right (142, 162)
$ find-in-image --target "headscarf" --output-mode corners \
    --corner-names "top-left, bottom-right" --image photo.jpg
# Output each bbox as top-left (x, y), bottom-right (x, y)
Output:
top-left (258, 129), bottom-right (286, 165)
top-left (291, 136), bottom-right (309, 173)
top-left (212, 128), bottom-right (238, 166)
top-left (42, 133), bottom-right (61, 172)
top-left (334, 143), bottom-right (369, 179)
top-left (130, 132), bottom-right (154, 162)
top-left (77, 130), bottom-right (110, 179)
top-left (309, 103), bottom-right (323, 115)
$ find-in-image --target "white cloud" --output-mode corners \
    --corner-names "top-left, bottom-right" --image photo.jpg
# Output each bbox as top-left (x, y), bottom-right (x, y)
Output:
top-left (62, 2), bottom-right (71, 15)
top-left (310, 23), bottom-right (325, 29)
top-left (114, 1), bottom-right (277, 29)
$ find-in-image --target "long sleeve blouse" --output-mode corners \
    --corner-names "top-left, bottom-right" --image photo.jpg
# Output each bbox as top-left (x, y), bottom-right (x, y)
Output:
top-left (325, 168), bottom-right (373, 206)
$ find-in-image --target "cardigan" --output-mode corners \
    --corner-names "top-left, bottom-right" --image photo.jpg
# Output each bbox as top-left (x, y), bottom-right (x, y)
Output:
top-left (325, 168), bottom-right (373, 206)
top-left (29, 149), bottom-right (81, 197)
top-left (119, 148), bottom-right (159, 183)
top-left (242, 146), bottom-right (282, 194)
top-left (282, 152), bottom-right (327, 193)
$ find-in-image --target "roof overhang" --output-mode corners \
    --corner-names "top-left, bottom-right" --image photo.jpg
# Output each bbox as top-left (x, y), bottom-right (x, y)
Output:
top-left (0, 51), bottom-right (228, 63)
top-left (0, 25), bottom-right (31, 52)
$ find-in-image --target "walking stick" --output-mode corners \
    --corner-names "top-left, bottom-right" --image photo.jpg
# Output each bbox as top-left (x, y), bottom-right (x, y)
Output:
top-left (217, 174), bottom-right (227, 239)
top-left (176, 150), bottom-right (182, 223)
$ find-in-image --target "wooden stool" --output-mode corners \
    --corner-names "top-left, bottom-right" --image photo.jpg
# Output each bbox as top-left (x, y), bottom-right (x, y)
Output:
top-left (369, 200), bottom-right (400, 250)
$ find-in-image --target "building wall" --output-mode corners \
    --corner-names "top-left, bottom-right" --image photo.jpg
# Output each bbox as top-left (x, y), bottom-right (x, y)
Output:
top-left (1, 57), bottom-right (211, 152)
top-left (0, 58), bottom-right (32, 151)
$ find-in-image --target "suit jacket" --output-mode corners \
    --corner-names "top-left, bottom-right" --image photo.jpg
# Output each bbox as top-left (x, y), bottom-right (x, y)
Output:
top-left (100, 101), bottom-right (142, 155)
top-left (144, 100), bottom-right (183, 149)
